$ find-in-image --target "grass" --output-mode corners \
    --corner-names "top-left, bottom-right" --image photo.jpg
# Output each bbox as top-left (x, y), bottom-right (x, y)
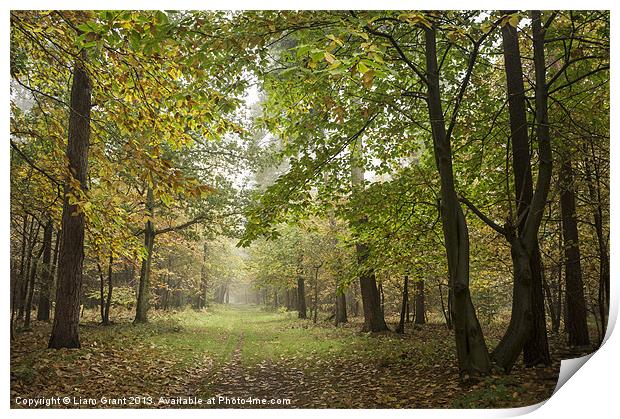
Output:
top-left (11, 304), bottom-right (560, 408)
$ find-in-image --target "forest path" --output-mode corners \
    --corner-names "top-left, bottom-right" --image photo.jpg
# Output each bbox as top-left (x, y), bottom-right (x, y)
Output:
top-left (11, 305), bottom-right (559, 408)
top-left (188, 305), bottom-right (559, 408)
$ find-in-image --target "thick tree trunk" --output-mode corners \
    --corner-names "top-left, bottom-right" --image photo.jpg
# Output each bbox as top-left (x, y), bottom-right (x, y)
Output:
top-left (414, 280), bottom-right (426, 325)
top-left (49, 59), bottom-right (91, 349)
top-left (356, 242), bottom-right (389, 332)
top-left (560, 158), bottom-right (590, 347)
top-left (395, 275), bottom-right (409, 334)
top-left (498, 15), bottom-right (550, 369)
top-left (37, 222), bottom-right (55, 321)
top-left (524, 247), bottom-right (550, 366)
top-left (491, 239), bottom-right (533, 372)
top-left (525, 11), bottom-right (552, 367)
top-left (424, 26), bottom-right (490, 376)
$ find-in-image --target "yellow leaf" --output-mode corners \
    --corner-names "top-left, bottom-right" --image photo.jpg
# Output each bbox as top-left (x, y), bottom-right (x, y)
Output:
top-left (324, 52), bottom-right (337, 64)
top-left (509, 15), bottom-right (520, 28)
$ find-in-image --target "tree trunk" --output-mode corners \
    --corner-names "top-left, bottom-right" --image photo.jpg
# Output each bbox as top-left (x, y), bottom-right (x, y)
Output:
top-left (379, 282), bottom-right (385, 315)
top-left (284, 289), bottom-right (291, 310)
top-left (524, 11), bottom-right (552, 367)
top-left (313, 266), bottom-right (320, 324)
top-left (543, 274), bottom-right (560, 334)
top-left (356, 242), bottom-right (389, 332)
top-left (104, 254), bottom-right (113, 324)
top-left (424, 25), bottom-right (490, 376)
top-left (491, 239), bottom-right (533, 372)
top-left (97, 260), bottom-right (105, 322)
top-left (556, 229), bottom-right (564, 334)
top-left (48, 58), bottom-right (91, 349)
top-left (291, 287), bottom-right (298, 310)
top-left (297, 271), bottom-right (307, 319)
top-left (37, 221), bottom-right (55, 321)
top-left (19, 219), bottom-right (39, 321)
top-left (24, 240), bottom-right (45, 329)
top-left (335, 292), bottom-right (347, 325)
top-left (134, 187), bottom-right (155, 323)
top-left (414, 280), bottom-right (426, 325)
top-left (351, 140), bottom-right (389, 332)
top-left (328, 210), bottom-right (347, 326)
top-left (438, 281), bottom-right (451, 329)
top-left (199, 242), bottom-right (208, 309)
top-left (497, 14), bottom-right (550, 369)
top-left (11, 214), bottom-right (30, 338)
top-left (560, 158), bottom-right (590, 347)
top-left (584, 155), bottom-right (609, 338)
top-left (395, 275), bottom-right (409, 334)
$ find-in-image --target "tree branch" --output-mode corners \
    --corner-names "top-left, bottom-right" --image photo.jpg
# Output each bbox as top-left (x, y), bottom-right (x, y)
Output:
top-left (364, 22), bottom-right (429, 86)
top-left (459, 196), bottom-right (507, 236)
top-left (10, 139), bottom-right (62, 187)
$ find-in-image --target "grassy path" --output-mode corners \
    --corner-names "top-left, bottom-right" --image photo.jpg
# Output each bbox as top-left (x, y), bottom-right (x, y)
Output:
top-left (11, 304), bottom-right (560, 408)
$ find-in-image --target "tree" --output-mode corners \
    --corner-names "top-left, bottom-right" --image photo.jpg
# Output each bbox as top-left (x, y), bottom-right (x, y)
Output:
top-left (351, 140), bottom-right (389, 332)
top-left (36, 222), bottom-right (57, 321)
top-left (395, 275), bottom-right (409, 334)
top-left (414, 280), bottom-right (426, 325)
top-left (498, 11), bottom-right (551, 368)
top-left (49, 55), bottom-right (92, 349)
top-left (422, 22), bottom-right (491, 376)
top-left (487, 11), bottom-right (552, 370)
top-left (560, 157), bottom-right (590, 347)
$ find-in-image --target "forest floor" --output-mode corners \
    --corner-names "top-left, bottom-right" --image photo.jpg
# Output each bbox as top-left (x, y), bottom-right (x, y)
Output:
top-left (11, 304), bottom-right (579, 409)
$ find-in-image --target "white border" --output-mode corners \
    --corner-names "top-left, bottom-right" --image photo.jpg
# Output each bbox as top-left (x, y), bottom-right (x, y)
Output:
top-left (2, 2), bottom-right (617, 418)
